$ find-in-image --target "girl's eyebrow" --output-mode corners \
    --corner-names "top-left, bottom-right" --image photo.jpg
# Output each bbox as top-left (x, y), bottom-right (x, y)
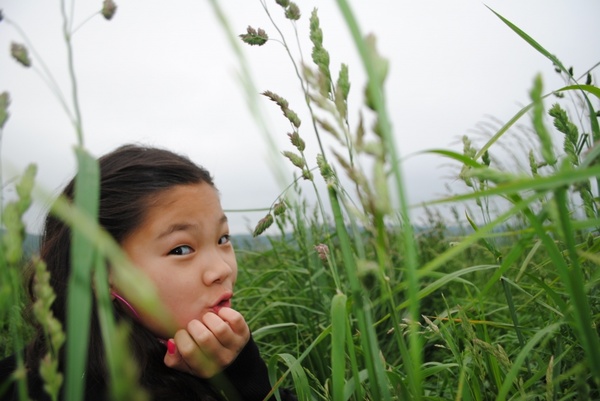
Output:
top-left (156, 223), bottom-right (199, 240)
top-left (156, 215), bottom-right (228, 240)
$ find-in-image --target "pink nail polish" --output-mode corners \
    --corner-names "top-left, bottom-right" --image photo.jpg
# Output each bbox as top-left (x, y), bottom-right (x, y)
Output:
top-left (167, 339), bottom-right (176, 355)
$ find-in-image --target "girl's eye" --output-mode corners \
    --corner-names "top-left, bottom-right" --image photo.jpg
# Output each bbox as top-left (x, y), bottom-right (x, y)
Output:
top-left (169, 245), bottom-right (194, 256)
top-left (218, 234), bottom-right (231, 245)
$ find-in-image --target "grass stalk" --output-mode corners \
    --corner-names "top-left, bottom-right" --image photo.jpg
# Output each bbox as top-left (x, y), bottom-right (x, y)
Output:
top-left (500, 277), bottom-right (530, 375)
top-left (553, 187), bottom-right (600, 383)
top-left (59, 0), bottom-right (84, 146)
top-left (3, 18), bottom-right (76, 126)
top-left (332, 1), bottom-right (422, 397)
top-left (328, 185), bottom-right (391, 401)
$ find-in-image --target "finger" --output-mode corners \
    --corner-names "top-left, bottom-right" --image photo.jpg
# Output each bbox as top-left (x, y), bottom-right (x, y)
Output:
top-left (202, 312), bottom-right (237, 348)
top-left (163, 338), bottom-right (183, 368)
top-left (173, 328), bottom-right (219, 377)
top-left (187, 319), bottom-right (223, 353)
top-left (163, 337), bottom-right (198, 376)
top-left (186, 319), bottom-right (237, 367)
top-left (217, 308), bottom-right (250, 340)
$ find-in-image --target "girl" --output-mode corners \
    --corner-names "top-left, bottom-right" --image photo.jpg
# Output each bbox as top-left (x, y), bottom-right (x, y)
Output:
top-left (0, 144), bottom-right (295, 400)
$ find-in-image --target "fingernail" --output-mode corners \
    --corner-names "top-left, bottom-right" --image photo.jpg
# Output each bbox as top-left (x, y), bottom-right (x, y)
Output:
top-left (167, 339), bottom-right (176, 355)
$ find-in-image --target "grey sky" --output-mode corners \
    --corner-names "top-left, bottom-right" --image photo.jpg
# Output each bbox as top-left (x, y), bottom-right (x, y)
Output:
top-left (1, 0), bottom-right (599, 234)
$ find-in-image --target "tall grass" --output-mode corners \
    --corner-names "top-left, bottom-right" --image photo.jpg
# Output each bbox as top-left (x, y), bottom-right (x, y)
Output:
top-left (230, 1), bottom-right (600, 400)
top-left (0, 1), bottom-right (599, 400)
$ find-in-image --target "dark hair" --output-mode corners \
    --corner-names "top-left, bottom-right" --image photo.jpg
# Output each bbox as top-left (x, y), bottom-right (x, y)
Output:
top-left (27, 144), bottom-right (222, 400)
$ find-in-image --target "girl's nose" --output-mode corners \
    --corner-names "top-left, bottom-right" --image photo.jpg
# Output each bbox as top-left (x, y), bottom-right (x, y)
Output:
top-left (202, 250), bottom-right (235, 285)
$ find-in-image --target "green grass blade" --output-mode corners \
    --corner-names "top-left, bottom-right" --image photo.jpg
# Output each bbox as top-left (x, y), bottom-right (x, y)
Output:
top-left (252, 323), bottom-right (298, 341)
top-left (500, 277), bottom-right (530, 374)
top-left (268, 353), bottom-right (311, 401)
top-left (418, 149), bottom-right (485, 168)
top-left (331, 293), bottom-right (347, 401)
top-left (486, 7), bottom-right (565, 74)
top-left (344, 315), bottom-right (364, 401)
top-left (93, 254), bottom-right (119, 399)
top-left (64, 147), bottom-right (99, 401)
top-left (423, 164), bottom-right (600, 206)
top-left (559, 84), bottom-right (600, 99)
top-left (554, 187), bottom-right (600, 382)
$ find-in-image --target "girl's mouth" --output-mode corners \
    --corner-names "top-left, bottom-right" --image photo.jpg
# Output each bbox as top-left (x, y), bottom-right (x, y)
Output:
top-left (211, 294), bottom-right (232, 313)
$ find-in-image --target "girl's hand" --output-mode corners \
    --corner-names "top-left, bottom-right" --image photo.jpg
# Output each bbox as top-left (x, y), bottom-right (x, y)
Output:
top-left (163, 308), bottom-right (250, 378)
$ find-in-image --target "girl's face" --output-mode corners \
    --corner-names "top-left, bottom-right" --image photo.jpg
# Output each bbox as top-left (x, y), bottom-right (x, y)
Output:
top-left (120, 182), bottom-right (237, 337)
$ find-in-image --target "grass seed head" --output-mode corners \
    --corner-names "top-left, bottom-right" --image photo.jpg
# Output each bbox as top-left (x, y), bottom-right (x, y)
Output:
top-left (262, 90), bottom-right (288, 108)
top-left (317, 153), bottom-right (335, 185)
top-left (253, 213), bottom-right (274, 237)
top-left (284, 2), bottom-right (301, 21)
top-left (284, 109), bottom-right (301, 128)
top-left (276, 0), bottom-right (290, 7)
top-left (39, 354), bottom-right (63, 400)
top-left (2, 164), bottom-right (36, 264)
top-left (309, 9), bottom-right (331, 92)
top-left (528, 150), bottom-right (538, 176)
top-left (10, 42), bottom-right (31, 67)
top-left (102, 0), bottom-right (117, 20)
top-left (546, 355), bottom-right (555, 400)
top-left (530, 74), bottom-right (556, 166)
top-left (273, 201), bottom-right (287, 216)
top-left (422, 315), bottom-right (440, 334)
top-left (334, 64), bottom-right (350, 117)
top-left (316, 117), bottom-right (341, 141)
top-left (282, 150), bottom-right (305, 169)
top-left (262, 91), bottom-right (301, 127)
top-left (239, 26), bottom-right (269, 46)
top-left (287, 131), bottom-right (305, 152)
top-left (549, 103), bottom-right (578, 146)
top-left (549, 103), bottom-right (579, 166)
top-left (336, 64), bottom-right (350, 101)
top-left (32, 258), bottom-right (65, 361)
top-left (314, 243), bottom-right (329, 261)
top-left (482, 150), bottom-right (491, 166)
top-left (0, 91), bottom-right (10, 129)
top-left (309, 9), bottom-right (323, 47)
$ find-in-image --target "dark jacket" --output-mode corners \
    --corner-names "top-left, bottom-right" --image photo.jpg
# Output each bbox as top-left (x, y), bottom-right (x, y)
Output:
top-left (0, 337), bottom-right (296, 401)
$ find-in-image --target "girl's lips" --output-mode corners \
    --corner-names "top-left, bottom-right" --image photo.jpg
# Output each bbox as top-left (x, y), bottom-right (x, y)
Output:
top-left (211, 293), bottom-right (232, 313)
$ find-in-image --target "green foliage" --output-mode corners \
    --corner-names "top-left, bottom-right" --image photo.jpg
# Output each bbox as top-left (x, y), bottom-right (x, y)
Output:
top-left (235, 2), bottom-right (600, 400)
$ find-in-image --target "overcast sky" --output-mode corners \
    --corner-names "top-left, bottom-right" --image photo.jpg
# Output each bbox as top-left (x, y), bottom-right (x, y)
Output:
top-left (1, 0), bottom-right (599, 234)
